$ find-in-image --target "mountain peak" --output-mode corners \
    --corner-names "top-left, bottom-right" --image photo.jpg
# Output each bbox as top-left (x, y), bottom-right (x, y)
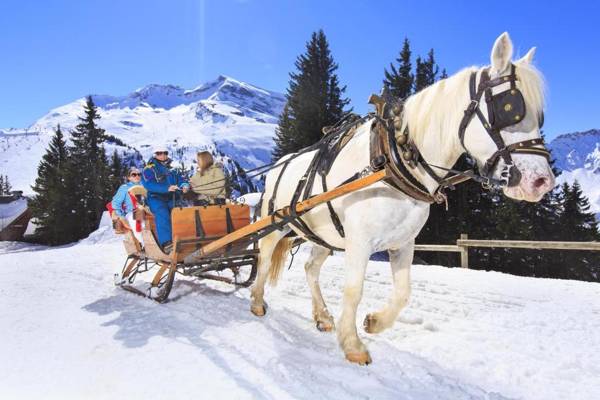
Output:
top-left (89, 76), bottom-right (284, 117)
top-left (549, 129), bottom-right (600, 172)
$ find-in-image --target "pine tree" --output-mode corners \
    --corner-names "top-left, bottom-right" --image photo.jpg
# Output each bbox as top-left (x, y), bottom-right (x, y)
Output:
top-left (559, 181), bottom-right (599, 241)
top-left (414, 49), bottom-right (439, 92)
top-left (556, 181), bottom-right (600, 281)
top-left (0, 174), bottom-right (12, 195)
top-left (109, 149), bottom-right (126, 191)
top-left (29, 125), bottom-right (72, 244)
top-left (272, 104), bottom-right (294, 160)
top-left (272, 29), bottom-right (350, 157)
top-left (383, 38), bottom-right (414, 100)
top-left (64, 96), bottom-right (110, 240)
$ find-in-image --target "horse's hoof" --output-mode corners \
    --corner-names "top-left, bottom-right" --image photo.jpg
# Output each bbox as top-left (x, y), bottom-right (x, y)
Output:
top-left (251, 304), bottom-right (266, 317)
top-left (345, 351), bottom-right (372, 365)
top-left (316, 320), bottom-right (334, 332)
top-left (363, 314), bottom-right (380, 334)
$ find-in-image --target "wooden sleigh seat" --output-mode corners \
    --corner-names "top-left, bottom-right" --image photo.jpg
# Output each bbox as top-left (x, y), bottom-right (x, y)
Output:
top-left (171, 204), bottom-right (252, 261)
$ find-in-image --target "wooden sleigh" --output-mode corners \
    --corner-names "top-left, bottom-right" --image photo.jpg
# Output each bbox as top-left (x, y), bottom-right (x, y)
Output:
top-left (114, 169), bottom-right (388, 302)
top-left (115, 203), bottom-right (258, 302)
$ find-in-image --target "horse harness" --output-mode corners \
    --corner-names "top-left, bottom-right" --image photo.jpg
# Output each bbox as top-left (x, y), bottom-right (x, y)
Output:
top-left (267, 114), bottom-right (367, 251)
top-left (265, 64), bottom-right (551, 250)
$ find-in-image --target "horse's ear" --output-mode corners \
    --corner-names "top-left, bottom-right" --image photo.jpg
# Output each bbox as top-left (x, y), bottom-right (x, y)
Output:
top-left (490, 32), bottom-right (513, 74)
top-left (517, 47), bottom-right (536, 65)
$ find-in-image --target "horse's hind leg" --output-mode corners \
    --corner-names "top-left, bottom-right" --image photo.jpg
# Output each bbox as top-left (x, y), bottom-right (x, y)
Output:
top-left (337, 240), bottom-right (372, 364)
top-left (364, 243), bottom-right (413, 334)
top-left (250, 229), bottom-right (288, 316)
top-left (304, 245), bottom-right (334, 332)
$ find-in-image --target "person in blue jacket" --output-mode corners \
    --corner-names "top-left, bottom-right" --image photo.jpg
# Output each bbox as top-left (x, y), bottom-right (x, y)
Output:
top-left (142, 146), bottom-right (190, 249)
top-left (110, 167), bottom-right (145, 242)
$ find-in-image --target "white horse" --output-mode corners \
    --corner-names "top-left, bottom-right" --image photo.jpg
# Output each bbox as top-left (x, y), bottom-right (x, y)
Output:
top-left (250, 32), bottom-right (555, 364)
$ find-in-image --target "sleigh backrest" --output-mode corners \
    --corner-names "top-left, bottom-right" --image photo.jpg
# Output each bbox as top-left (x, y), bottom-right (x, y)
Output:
top-left (171, 204), bottom-right (251, 242)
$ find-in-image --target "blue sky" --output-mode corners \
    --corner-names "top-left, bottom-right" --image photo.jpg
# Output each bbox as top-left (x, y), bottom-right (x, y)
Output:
top-left (0, 0), bottom-right (598, 140)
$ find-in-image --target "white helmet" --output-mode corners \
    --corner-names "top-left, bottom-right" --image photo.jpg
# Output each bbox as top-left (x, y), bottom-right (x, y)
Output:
top-left (153, 144), bottom-right (169, 154)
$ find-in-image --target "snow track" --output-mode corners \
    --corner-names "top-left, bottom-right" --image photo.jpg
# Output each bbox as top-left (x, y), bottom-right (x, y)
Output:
top-left (1, 240), bottom-right (599, 399)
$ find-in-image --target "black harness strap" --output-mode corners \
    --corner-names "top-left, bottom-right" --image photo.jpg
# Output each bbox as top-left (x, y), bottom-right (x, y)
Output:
top-left (267, 115), bottom-right (366, 250)
top-left (289, 146), bottom-right (342, 251)
top-left (268, 159), bottom-right (291, 215)
top-left (320, 174), bottom-right (345, 237)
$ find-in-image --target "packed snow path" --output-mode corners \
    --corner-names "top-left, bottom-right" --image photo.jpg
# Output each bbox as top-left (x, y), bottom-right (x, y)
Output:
top-left (1, 237), bottom-right (599, 399)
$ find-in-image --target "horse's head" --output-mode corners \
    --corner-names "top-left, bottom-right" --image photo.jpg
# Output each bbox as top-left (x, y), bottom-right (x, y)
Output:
top-left (461, 32), bottom-right (555, 202)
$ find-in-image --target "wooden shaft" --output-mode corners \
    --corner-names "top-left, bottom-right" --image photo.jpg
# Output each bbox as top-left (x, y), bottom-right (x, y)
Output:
top-left (199, 169), bottom-right (387, 257)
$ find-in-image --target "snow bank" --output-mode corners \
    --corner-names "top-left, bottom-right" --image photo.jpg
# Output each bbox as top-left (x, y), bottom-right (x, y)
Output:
top-left (80, 211), bottom-right (122, 245)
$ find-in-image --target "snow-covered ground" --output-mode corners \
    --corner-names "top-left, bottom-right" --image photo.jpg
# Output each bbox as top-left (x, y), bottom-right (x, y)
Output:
top-left (1, 233), bottom-right (599, 400)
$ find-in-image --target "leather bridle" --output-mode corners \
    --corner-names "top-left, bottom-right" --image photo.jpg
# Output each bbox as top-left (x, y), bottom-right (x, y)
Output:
top-left (457, 64), bottom-right (550, 187)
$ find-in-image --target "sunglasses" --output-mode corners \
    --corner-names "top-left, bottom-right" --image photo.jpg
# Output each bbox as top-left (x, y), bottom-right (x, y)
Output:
top-left (129, 173), bottom-right (141, 177)
top-left (155, 151), bottom-right (169, 156)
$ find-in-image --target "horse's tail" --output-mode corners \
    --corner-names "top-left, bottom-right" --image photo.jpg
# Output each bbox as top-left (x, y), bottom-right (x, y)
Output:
top-left (268, 237), bottom-right (293, 286)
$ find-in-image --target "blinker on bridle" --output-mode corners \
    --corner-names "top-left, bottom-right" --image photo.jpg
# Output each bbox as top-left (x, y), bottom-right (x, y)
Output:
top-left (458, 64), bottom-right (550, 187)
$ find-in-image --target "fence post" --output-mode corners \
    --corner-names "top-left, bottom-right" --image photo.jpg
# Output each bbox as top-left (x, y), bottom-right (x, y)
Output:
top-left (459, 233), bottom-right (469, 268)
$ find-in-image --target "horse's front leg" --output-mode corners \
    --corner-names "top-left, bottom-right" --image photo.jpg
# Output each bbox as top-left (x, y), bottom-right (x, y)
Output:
top-left (364, 242), bottom-right (413, 334)
top-left (337, 239), bottom-right (372, 365)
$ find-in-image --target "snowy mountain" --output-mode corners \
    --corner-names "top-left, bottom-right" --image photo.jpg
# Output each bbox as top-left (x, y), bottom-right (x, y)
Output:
top-left (1, 227), bottom-right (599, 399)
top-left (548, 129), bottom-right (600, 213)
top-left (0, 75), bottom-right (285, 194)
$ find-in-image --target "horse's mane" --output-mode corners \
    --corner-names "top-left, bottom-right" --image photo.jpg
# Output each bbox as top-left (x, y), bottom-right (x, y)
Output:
top-left (401, 61), bottom-right (546, 162)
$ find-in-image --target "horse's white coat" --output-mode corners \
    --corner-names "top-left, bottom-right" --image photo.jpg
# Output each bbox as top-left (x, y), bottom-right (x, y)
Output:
top-left (250, 32), bottom-right (555, 363)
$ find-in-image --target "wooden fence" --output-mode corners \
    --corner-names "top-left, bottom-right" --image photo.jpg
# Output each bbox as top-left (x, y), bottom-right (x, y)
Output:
top-left (414, 234), bottom-right (600, 269)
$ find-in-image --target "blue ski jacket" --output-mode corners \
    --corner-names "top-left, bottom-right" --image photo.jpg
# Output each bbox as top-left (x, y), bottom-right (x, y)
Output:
top-left (110, 181), bottom-right (140, 217)
top-left (141, 157), bottom-right (190, 199)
